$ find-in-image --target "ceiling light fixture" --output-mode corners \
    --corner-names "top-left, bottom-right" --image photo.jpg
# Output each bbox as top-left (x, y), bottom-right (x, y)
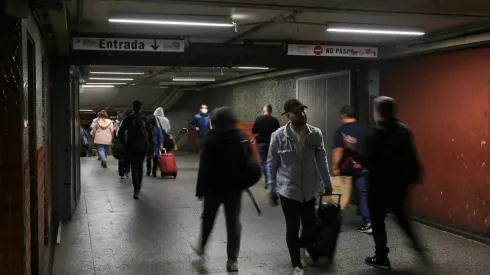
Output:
top-left (233, 66), bottom-right (269, 70)
top-left (85, 82), bottom-right (127, 85)
top-left (80, 109), bottom-right (94, 112)
top-left (327, 28), bottom-right (424, 36)
top-left (82, 85), bottom-right (115, 88)
top-left (326, 23), bottom-right (424, 36)
top-left (90, 71), bottom-right (144, 75)
top-left (172, 77), bottom-right (215, 82)
top-left (109, 18), bottom-right (235, 28)
top-left (89, 77), bottom-right (133, 81)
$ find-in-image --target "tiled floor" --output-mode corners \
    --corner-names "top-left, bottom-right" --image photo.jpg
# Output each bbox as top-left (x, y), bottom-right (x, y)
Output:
top-left (53, 154), bottom-right (490, 275)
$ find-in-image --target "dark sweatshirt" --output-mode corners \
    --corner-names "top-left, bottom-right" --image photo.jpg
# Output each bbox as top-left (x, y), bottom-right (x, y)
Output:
top-left (351, 120), bottom-right (421, 191)
top-left (252, 114), bottom-right (280, 144)
top-left (196, 128), bottom-right (248, 197)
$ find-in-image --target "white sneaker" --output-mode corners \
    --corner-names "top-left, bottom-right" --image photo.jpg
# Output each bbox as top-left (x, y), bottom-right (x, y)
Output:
top-left (300, 248), bottom-right (307, 267)
top-left (226, 260), bottom-right (238, 272)
top-left (293, 267), bottom-right (304, 275)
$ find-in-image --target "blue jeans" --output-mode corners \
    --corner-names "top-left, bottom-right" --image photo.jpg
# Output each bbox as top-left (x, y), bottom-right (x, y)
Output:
top-left (355, 171), bottom-right (371, 225)
top-left (96, 144), bottom-right (109, 162)
top-left (257, 143), bottom-right (269, 185)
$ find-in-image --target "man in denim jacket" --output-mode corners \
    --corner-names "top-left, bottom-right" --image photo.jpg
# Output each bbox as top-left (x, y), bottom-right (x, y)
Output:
top-left (267, 99), bottom-right (332, 275)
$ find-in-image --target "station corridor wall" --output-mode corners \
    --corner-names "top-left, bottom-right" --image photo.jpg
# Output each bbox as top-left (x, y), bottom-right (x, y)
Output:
top-left (380, 48), bottom-right (490, 237)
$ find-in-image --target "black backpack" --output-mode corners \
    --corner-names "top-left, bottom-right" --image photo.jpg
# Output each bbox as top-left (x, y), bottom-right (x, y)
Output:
top-left (126, 114), bottom-right (151, 153)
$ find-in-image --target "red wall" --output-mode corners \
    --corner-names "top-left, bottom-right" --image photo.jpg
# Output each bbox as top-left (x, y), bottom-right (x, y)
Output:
top-left (380, 49), bottom-right (490, 236)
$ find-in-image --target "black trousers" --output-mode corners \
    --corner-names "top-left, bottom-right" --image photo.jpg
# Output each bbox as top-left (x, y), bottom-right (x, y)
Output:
top-left (118, 159), bottom-right (130, 177)
top-left (369, 185), bottom-right (422, 258)
top-left (280, 196), bottom-right (316, 268)
top-left (200, 192), bottom-right (242, 261)
top-left (146, 155), bottom-right (159, 175)
top-left (129, 152), bottom-right (145, 191)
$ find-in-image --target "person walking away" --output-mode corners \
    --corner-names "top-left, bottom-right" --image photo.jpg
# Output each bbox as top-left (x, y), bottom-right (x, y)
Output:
top-left (189, 104), bottom-right (211, 153)
top-left (154, 106), bottom-right (174, 152)
top-left (343, 96), bottom-right (428, 270)
top-left (154, 107), bottom-right (171, 135)
top-left (116, 110), bottom-right (132, 179)
top-left (267, 99), bottom-right (333, 275)
top-left (118, 101), bottom-right (154, 199)
top-left (93, 110), bottom-right (114, 168)
top-left (191, 106), bottom-right (259, 273)
top-left (252, 104), bottom-right (280, 189)
top-left (146, 116), bottom-right (164, 177)
top-left (331, 106), bottom-right (371, 234)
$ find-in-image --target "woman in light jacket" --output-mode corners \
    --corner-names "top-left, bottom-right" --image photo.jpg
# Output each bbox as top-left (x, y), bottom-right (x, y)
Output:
top-left (93, 110), bottom-right (114, 168)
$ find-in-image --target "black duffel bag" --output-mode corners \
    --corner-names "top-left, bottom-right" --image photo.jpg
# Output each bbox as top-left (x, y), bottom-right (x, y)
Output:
top-left (112, 137), bottom-right (126, 160)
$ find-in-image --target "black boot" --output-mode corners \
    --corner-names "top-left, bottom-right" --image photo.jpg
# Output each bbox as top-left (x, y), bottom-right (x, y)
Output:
top-left (365, 255), bottom-right (391, 270)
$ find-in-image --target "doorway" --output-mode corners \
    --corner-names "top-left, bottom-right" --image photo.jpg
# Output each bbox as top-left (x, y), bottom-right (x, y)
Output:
top-left (296, 72), bottom-right (351, 157)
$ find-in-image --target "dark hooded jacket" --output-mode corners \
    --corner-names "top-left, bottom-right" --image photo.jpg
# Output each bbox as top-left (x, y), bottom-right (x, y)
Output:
top-left (196, 127), bottom-right (248, 197)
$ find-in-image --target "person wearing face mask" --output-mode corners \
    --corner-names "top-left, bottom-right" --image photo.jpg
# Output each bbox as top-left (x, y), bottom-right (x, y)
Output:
top-left (189, 104), bottom-right (211, 153)
top-left (343, 96), bottom-right (429, 271)
top-left (267, 99), bottom-right (333, 275)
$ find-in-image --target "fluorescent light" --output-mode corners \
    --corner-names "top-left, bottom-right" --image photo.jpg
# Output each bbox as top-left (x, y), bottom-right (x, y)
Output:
top-left (82, 85), bottom-right (115, 88)
top-left (326, 28), bottom-right (424, 36)
top-left (89, 77), bottom-right (133, 81)
top-left (90, 71), bottom-right (144, 75)
top-left (173, 77), bottom-right (215, 82)
top-left (80, 109), bottom-right (94, 112)
top-left (85, 82), bottom-right (127, 85)
top-left (109, 18), bottom-right (235, 27)
top-left (233, 66), bottom-right (269, 70)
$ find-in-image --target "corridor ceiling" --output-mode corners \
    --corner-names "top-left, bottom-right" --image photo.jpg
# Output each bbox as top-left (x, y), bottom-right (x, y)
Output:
top-left (79, 65), bottom-right (268, 111)
top-left (34, 0), bottom-right (490, 111)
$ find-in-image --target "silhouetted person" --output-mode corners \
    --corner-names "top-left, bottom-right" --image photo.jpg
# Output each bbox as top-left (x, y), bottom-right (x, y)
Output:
top-left (331, 106), bottom-right (371, 234)
top-left (191, 107), bottom-right (250, 272)
top-left (118, 100), bottom-right (153, 199)
top-left (252, 103), bottom-right (280, 189)
top-left (267, 99), bottom-right (332, 275)
top-left (344, 96), bottom-right (428, 270)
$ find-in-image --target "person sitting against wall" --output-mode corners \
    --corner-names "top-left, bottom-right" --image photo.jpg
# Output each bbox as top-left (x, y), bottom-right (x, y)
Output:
top-left (93, 110), bottom-right (114, 168)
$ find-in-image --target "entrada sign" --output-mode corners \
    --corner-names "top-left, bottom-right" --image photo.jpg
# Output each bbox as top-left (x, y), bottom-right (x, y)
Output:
top-left (72, 37), bottom-right (185, 52)
top-left (287, 44), bottom-right (378, 58)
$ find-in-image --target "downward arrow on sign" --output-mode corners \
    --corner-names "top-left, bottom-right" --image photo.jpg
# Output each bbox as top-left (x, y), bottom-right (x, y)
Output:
top-left (151, 39), bottom-right (160, 50)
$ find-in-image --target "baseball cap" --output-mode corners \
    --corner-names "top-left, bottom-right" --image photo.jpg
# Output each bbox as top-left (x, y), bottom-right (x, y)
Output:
top-left (281, 98), bottom-right (308, 116)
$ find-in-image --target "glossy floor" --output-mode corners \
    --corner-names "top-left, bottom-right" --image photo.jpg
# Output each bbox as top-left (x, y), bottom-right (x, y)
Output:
top-left (53, 154), bottom-right (490, 275)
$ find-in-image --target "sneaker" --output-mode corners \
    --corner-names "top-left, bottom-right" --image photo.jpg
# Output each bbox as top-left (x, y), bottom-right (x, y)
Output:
top-left (133, 190), bottom-right (141, 199)
top-left (102, 161), bottom-right (107, 168)
top-left (365, 255), bottom-right (391, 270)
top-left (120, 176), bottom-right (124, 180)
top-left (226, 260), bottom-right (238, 272)
top-left (292, 267), bottom-right (304, 275)
top-left (300, 248), bottom-right (307, 267)
top-left (358, 223), bottom-right (373, 234)
top-left (190, 242), bottom-right (205, 257)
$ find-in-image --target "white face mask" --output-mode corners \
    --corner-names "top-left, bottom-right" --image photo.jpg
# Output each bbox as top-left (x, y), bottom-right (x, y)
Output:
top-left (200, 108), bottom-right (208, 114)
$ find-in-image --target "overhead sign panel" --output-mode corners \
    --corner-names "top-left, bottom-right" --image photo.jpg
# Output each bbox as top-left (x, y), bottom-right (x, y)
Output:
top-left (287, 44), bottom-right (378, 58)
top-left (72, 37), bottom-right (185, 52)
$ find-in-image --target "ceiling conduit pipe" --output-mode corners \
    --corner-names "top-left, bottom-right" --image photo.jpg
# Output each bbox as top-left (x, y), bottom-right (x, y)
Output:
top-left (163, 68), bottom-right (311, 110)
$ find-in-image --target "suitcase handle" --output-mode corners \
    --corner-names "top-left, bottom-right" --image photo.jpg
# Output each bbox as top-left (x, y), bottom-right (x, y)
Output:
top-left (318, 192), bottom-right (342, 208)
